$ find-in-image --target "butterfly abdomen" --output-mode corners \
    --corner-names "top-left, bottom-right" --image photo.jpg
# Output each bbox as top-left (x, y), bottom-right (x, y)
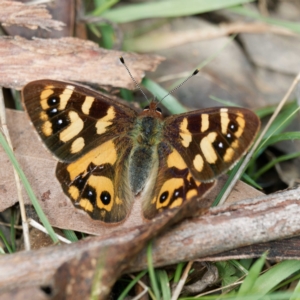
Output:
top-left (128, 115), bottom-right (163, 194)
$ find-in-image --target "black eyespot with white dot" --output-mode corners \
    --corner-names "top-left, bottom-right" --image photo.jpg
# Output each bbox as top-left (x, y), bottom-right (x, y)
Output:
top-left (100, 191), bottom-right (111, 205)
top-left (46, 107), bottom-right (59, 118)
top-left (72, 173), bottom-right (87, 191)
top-left (83, 185), bottom-right (96, 205)
top-left (228, 121), bottom-right (237, 132)
top-left (51, 114), bottom-right (70, 133)
top-left (173, 188), bottom-right (182, 199)
top-left (159, 191), bottom-right (169, 203)
top-left (213, 136), bottom-right (228, 157)
top-left (47, 96), bottom-right (60, 107)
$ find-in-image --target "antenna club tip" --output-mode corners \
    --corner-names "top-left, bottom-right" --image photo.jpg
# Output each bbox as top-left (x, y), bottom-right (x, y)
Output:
top-left (193, 69), bottom-right (199, 75)
top-left (120, 57), bottom-right (125, 64)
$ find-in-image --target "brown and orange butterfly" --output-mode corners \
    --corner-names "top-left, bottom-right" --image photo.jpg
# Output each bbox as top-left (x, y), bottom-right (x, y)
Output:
top-left (22, 62), bottom-right (260, 223)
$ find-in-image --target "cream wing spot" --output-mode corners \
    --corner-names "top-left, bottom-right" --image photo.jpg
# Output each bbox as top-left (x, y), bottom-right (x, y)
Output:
top-left (40, 86), bottom-right (54, 109)
top-left (68, 185), bottom-right (80, 200)
top-left (179, 118), bottom-right (192, 148)
top-left (59, 111), bottom-right (84, 143)
top-left (200, 132), bottom-right (218, 164)
top-left (231, 139), bottom-right (239, 149)
top-left (186, 189), bottom-right (197, 200)
top-left (201, 114), bottom-right (209, 132)
top-left (96, 107), bottom-right (116, 135)
top-left (40, 111), bottom-right (48, 121)
top-left (42, 121), bottom-right (52, 136)
top-left (58, 85), bottom-right (75, 110)
top-left (193, 154), bottom-right (204, 172)
top-left (224, 148), bottom-right (235, 162)
top-left (93, 140), bottom-right (117, 166)
top-left (82, 96), bottom-right (94, 115)
top-left (67, 140), bottom-right (117, 181)
top-left (220, 108), bottom-right (230, 135)
top-left (71, 137), bottom-right (85, 154)
top-left (169, 198), bottom-right (183, 208)
top-left (234, 114), bottom-right (246, 138)
top-left (167, 149), bottom-right (187, 169)
top-left (79, 199), bottom-right (93, 212)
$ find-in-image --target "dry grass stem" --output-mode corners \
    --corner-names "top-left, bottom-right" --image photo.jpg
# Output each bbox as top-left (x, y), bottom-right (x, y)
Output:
top-left (0, 88), bottom-right (31, 250)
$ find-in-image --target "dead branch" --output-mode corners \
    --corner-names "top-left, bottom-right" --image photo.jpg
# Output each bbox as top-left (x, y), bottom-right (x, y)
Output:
top-left (0, 0), bottom-right (64, 31)
top-left (0, 188), bottom-right (299, 297)
top-left (0, 36), bottom-right (163, 90)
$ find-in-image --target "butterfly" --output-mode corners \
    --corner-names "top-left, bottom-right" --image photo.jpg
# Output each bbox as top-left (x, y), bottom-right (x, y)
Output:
top-left (22, 69), bottom-right (260, 223)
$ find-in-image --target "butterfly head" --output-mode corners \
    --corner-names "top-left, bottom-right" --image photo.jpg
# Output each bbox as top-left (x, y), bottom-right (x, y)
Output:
top-left (140, 100), bottom-right (163, 119)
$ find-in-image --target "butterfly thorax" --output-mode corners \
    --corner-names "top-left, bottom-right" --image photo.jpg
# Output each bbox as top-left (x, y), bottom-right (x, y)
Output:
top-left (128, 102), bottom-right (164, 195)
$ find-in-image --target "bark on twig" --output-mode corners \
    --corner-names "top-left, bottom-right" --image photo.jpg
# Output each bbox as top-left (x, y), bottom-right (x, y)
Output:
top-left (0, 36), bottom-right (163, 90)
top-left (0, 188), bottom-right (300, 295)
top-left (0, 0), bottom-right (64, 31)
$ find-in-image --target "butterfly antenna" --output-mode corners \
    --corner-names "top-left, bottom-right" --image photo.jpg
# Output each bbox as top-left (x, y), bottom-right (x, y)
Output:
top-left (159, 69), bottom-right (199, 104)
top-left (119, 57), bottom-right (149, 103)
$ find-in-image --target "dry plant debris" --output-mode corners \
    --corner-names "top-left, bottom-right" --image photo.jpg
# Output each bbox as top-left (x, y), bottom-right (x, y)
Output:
top-left (0, 0), bottom-right (65, 31)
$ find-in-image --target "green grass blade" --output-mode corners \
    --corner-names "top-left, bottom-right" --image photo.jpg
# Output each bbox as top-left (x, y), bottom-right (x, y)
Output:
top-left (62, 230), bottom-right (78, 242)
top-left (0, 132), bottom-right (59, 244)
top-left (0, 230), bottom-right (12, 253)
top-left (91, 0), bottom-right (119, 15)
top-left (251, 261), bottom-right (300, 298)
top-left (10, 209), bottom-right (16, 252)
top-left (117, 270), bottom-right (148, 300)
top-left (260, 132), bottom-right (300, 150)
top-left (157, 269), bottom-right (171, 300)
top-left (174, 262), bottom-right (186, 283)
top-left (101, 0), bottom-right (255, 23)
top-left (147, 240), bottom-right (160, 299)
top-left (290, 279), bottom-right (300, 300)
top-left (229, 260), bottom-right (249, 276)
top-left (242, 173), bottom-right (262, 189)
top-left (255, 105), bottom-right (277, 119)
top-left (237, 252), bottom-right (267, 296)
top-left (253, 151), bottom-right (300, 180)
top-left (261, 101), bottom-right (299, 140)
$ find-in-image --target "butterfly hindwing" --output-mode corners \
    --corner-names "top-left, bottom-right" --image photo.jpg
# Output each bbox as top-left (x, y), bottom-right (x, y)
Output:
top-left (56, 136), bottom-right (133, 223)
top-left (142, 143), bottom-right (215, 219)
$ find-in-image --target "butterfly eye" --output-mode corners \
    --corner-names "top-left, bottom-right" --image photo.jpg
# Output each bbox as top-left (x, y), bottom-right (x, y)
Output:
top-left (144, 105), bottom-right (150, 110)
top-left (156, 107), bottom-right (162, 114)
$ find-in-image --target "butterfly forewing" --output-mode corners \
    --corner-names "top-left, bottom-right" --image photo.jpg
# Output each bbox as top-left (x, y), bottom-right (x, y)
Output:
top-left (164, 107), bottom-right (260, 182)
top-left (22, 80), bottom-right (137, 162)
